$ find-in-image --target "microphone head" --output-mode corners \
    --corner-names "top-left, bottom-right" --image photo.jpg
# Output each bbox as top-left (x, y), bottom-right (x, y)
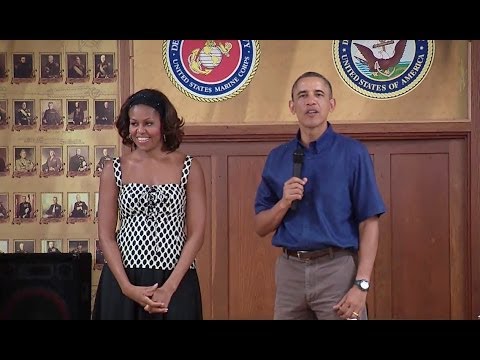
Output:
top-left (293, 147), bottom-right (304, 164)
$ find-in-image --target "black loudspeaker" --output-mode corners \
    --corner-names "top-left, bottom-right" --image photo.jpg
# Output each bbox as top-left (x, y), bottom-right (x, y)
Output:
top-left (0, 253), bottom-right (92, 320)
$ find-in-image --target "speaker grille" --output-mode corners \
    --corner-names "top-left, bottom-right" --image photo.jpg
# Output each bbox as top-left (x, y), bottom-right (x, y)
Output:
top-left (0, 253), bottom-right (92, 320)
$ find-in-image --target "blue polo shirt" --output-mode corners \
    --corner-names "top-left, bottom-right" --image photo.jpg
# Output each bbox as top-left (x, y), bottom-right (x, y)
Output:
top-left (254, 123), bottom-right (386, 251)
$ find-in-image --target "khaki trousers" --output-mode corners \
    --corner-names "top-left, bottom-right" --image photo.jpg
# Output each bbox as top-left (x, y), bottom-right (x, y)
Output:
top-left (274, 251), bottom-right (368, 320)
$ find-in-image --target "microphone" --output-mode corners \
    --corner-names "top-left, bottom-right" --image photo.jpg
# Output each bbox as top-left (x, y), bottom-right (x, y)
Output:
top-left (291, 146), bottom-right (304, 211)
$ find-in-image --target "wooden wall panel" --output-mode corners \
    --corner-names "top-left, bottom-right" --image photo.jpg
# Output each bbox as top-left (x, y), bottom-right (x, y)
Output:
top-left (192, 156), bottom-right (212, 320)
top-left (227, 156), bottom-right (281, 319)
top-left (449, 139), bottom-right (468, 319)
top-left (390, 153), bottom-right (450, 319)
top-left (367, 139), bottom-right (468, 320)
top-left (368, 152), bottom-right (389, 319)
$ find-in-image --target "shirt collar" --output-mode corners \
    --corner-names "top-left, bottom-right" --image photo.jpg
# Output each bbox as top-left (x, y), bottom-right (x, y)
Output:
top-left (294, 122), bottom-right (335, 154)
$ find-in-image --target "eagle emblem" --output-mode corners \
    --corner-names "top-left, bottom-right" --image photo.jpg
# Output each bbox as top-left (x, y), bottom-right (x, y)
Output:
top-left (332, 40), bottom-right (435, 100)
top-left (353, 40), bottom-right (407, 77)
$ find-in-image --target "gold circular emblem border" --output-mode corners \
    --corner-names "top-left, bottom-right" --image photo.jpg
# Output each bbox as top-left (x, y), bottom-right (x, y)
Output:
top-left (332, 40), bottom-right (435, 100)
top-left (162, 40), bottom-right (261, 103)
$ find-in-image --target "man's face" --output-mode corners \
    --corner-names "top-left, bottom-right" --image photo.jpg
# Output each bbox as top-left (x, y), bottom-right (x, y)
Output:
top-left (49, 150), bottom-right (55, 157)
top-left (76, 194), bottom-right (81, 202)
top-left (20, 57), bottom-right (26, 63)
top-left (53, 197), bottom-right (57, 204)
top-left (76, 148), bottom-right (81, 156)
top-left (20, 150), bottom-right (26, 158)
top-left (103, 149), bottom-right (108, 156)
top-left (21, 196), bottom-right (26, 202)
top-left (48, 241), bottom-right (54, 248)
top-left (100, 55), bottom-right (106, 62)
top-left (289, 76), bottom-right (336, 133)
top-left (48, 55), bottom-right (54, 63)
top-left (75, 56), bottom-right (81, 64)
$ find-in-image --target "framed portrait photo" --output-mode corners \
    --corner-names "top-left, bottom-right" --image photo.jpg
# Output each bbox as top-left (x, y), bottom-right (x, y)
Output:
top-left (40, 192), bottom-right (64, 224)
top-left (0, 52), bottom-right (7, 81)
top-left (13, 146), bottom-right (36, 177)
top-left (12, 53), bottom-right (34, 82)
top-left (39, 53), bottom-right (62, 83)
top-left (0, 146), bottom-right (8, 175)
top-left (95, 239), bottom-right (105, 269)
top-left (39, 99), bottom-right (64, 131)
top-left (0, 99), bottom-right (8, 128)
top-left (93, 53), bottom-right (116, 83)
top-left (68, 239), bottom-right (89, 254)
top-left (0, 193), bottom-right (9, 223)
top-left (66, 99), bottom-right (89, 130)
top-left (13, 192), bottom-right (36, 224)
top-left (67, 145), bottom-right (90, 177)
top-left (66, 53), bottom-right (88, 83)
top-left (13, 99), bottom-right (36, 130)
top-left (14, 239), bottom-right (35, 253)
top-left (41, 239), bottom-right (63, 253)
top-left (40, 146), bottom-right (64, 177)
top-left (67, 192), bottom-right (90, 223)
top-left (0, 239), bottom-right (8, 253)
top-left (94, 145), bottom-right (116, 177)
top-left (94, 192), bottom-right (99, 223)
top-left (93, 100), bottom-right (115, 130)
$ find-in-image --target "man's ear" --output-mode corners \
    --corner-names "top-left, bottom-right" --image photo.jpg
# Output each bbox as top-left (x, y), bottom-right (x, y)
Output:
top-left (329, 98), bottom-right (336, 113)
top-left (288, 99), bottom-right (295, 115)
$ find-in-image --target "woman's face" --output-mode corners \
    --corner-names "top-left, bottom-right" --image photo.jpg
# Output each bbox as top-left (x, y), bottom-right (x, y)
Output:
top-left (128, 104), bottom-right (162, 151)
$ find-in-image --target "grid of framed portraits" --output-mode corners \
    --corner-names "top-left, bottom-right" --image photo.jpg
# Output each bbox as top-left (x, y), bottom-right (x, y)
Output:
top-left (0, 144), bottom-right (117, 178)
top-left (0, 43), bottom-right (118, 278)
top-left (1, 98), bottom-right (117, 131)
top-left (0, 190), bottom-right (102, 225)
top-left (0, 238), bottom-right (105, 267)
top-left (0, 51), bottom-right (117, 84)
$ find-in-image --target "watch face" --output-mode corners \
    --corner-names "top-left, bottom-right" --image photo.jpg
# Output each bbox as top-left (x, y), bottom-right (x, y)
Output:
top-left (360, 280), bottom-right (369, 290)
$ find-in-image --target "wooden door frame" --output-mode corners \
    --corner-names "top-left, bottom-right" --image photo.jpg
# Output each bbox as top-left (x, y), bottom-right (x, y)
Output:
top-left (469, 41), bottom-right (480, 319)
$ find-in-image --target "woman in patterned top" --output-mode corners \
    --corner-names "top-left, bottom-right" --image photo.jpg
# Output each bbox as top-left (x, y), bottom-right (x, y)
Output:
top-left (92, 88), bottom-right (206, 320)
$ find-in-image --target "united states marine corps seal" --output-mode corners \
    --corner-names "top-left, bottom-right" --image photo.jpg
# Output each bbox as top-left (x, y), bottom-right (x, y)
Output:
top-left (163, 40), bottom-right (260, 102)
top-left (332, 40), bottom-right (435, 100)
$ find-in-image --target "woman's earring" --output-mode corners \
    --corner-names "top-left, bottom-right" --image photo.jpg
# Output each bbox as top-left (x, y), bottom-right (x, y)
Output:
top-left (163, 134), bottom-right (166, 143)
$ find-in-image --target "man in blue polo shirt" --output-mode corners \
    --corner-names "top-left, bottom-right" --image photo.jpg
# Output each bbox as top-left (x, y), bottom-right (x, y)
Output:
top-left (254, 71), bottom-right (386, 320)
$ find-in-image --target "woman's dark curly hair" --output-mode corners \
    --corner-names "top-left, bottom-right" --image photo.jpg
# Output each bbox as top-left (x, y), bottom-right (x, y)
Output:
top-left (116, 88), bottom-right (185, 151)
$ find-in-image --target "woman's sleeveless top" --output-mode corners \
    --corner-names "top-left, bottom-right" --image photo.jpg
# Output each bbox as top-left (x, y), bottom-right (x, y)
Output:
top-left (112, 156), bottom-right (195, 270)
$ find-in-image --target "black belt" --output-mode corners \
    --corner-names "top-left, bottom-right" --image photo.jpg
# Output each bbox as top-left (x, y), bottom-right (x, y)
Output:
top-left (283, 247), bottom-right (347, 260)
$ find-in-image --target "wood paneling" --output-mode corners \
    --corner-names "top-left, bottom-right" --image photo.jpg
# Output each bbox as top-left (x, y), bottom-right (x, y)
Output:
top-left (370, 139), bottom-right (468, 319)
top-left (227, 156), bottom-right (281, 319)
top-left (470, 41), bottom-right (480, 320)
top-left (391, 153), bottom-right (450, 319)
top-left (193, 156), bottom-right (212, 320)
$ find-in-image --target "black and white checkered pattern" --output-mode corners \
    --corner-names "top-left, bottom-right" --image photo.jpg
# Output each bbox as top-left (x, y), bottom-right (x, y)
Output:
top-left (112, 156), bottom-right (195, 270)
